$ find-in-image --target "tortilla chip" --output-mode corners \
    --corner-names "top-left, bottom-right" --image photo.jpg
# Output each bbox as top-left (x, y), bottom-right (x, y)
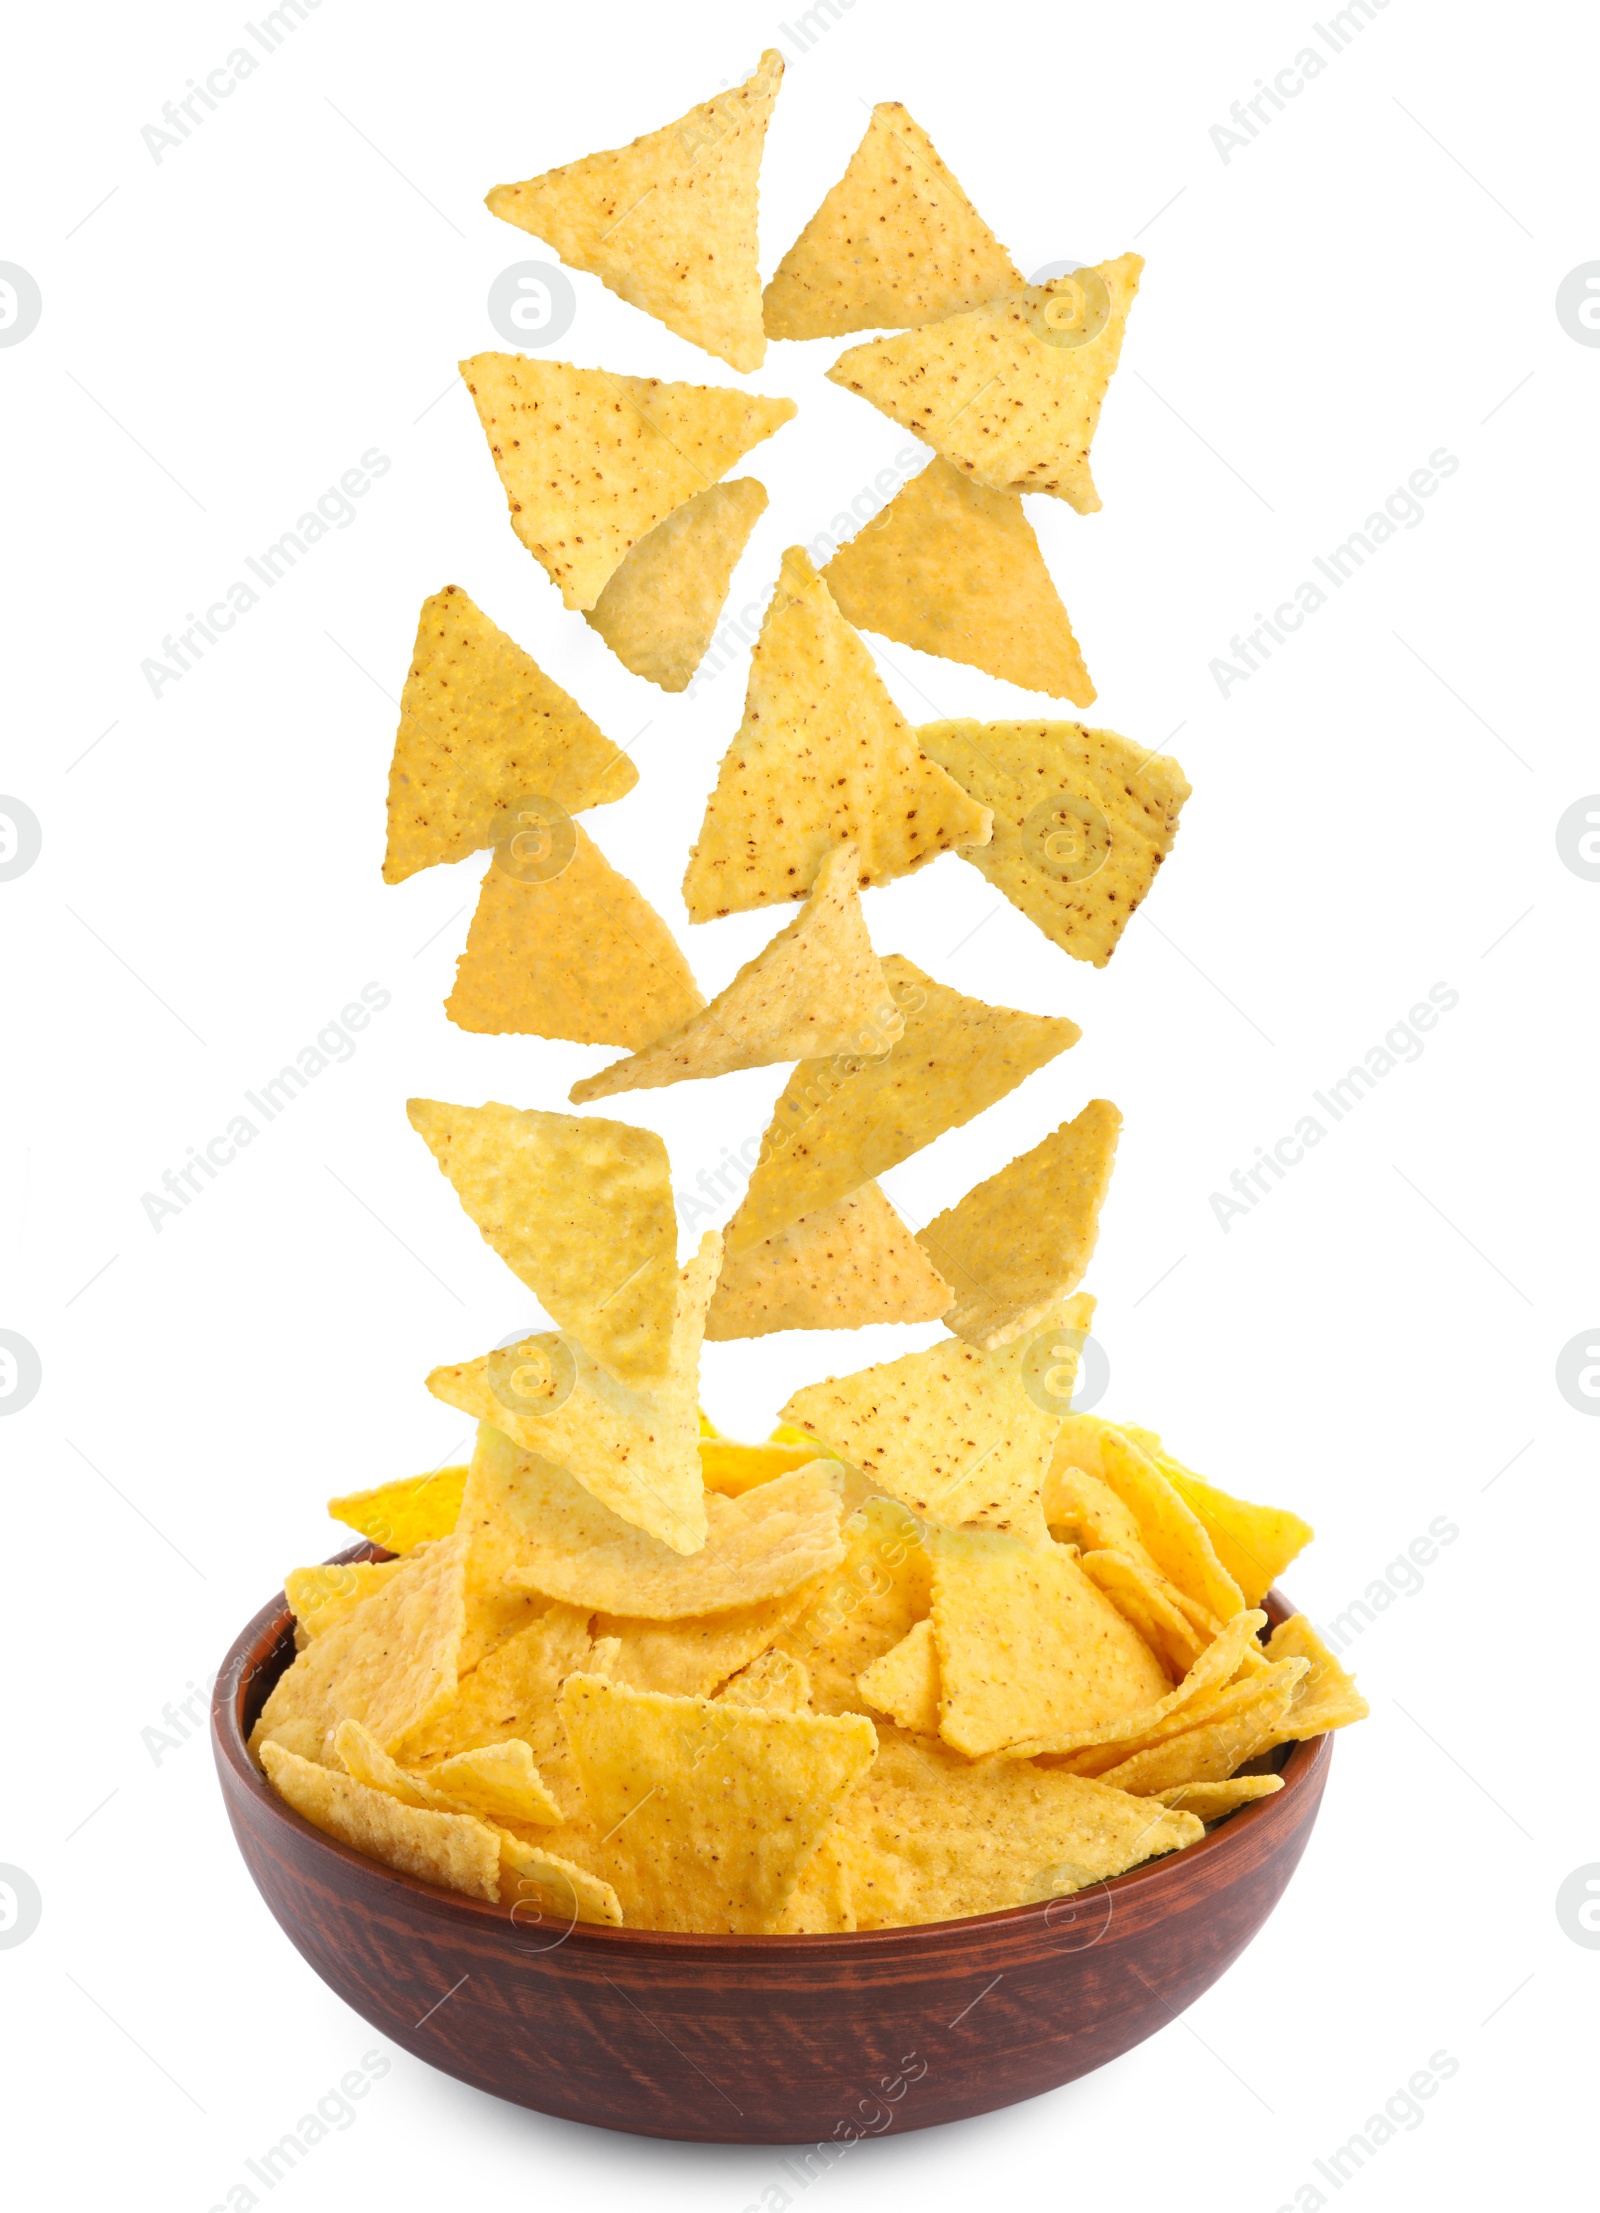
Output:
top-left (776, 1496), bottom-right (932, 1715)
top-left (1266, 1615), bottom-right (1370, 1734)
top-left (326, 1467), bottom-right (467, 1553)
top-left (250, 1534), bottom-right (468, 1766)
top-left (916, 718), bottom-right (1190, 968)
top-left (1058, 1655), bottom-right (1284, 1780)
top-left (560, 1672), bottom-right (876, 1931)
top-left (401, 1600), bottom-right (594, 1787)
top-left (839, 1723), bottom-right (1201, 1925)
top-left (1149, 1446), bottom-right (1314, 1610)
top-left (285, 1560), bottom-right (407, 1644)
top-left (782, 1298), bottom-right (1095, 1549)
top-left (495, 1827), bottom-right (624, 1926)
top-left (573, 843), bottom-right (899, 1103)
top-left (335, 1716), bottom-right (563, 1831)
top-left (855, 1616), bottom-right (941, 1735)
top-left (446, 826), bottom-right (703, 1047)
top-left (827, 253), bottom-right (1142, 512)
top-left (593, 1589), bottom-right (811, 1698)
top-left (1052, 1417), bottom-right (1244, 1622)
top-left (1042, 1462), bottom-right (1157, 1566)
top-left (459, 354), bottom-right (796, 610)
top-left (718, 1648), bottom-right (811, 1713)
top-left (917, 1100), bottom-right (1121, 1348)
top-left (763, 101), bottom-right (1020, 340)
top-left (585, 478), bottom-right (768, 690)
top-left (1079, 1548), bottom-right (1213, 1679)
top-left (727, 954), bottom-right (1078, 1252)
top-left (770, 1833), bottom-right (855, 1932)
top-left (428, 1237), bottom-right (719, 1554)
top-left (1094, 1660), bottom-right (1307, 1794)
top-left (1151, 1776), bottom-right (1284, 1821)
top-left (1002, 1606), bottom-right (1268, 1761)
top-left (682, 547), bottom-right (992, 920)
top-left (381, 587), bottom-right (635, 884)
top-left (823, 458), bottom-right (1093, 704)
top-left (408, 1099), bottom-right (677, 1386)
top-left (486, 52), bottom-right (782, 372)
top-left (698, 1432), bottom-right (835, 1494)
top-left (707, 1180), bottom-right (952, 1339)
top-left (262, 1742), bottom-right (502, 1901)
top-left (456, 1425), bottom-right (845, 1618)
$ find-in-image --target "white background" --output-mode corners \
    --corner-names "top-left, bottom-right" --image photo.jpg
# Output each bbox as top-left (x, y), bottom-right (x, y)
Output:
top-left (1, 0), bottom-right (1593, 2205)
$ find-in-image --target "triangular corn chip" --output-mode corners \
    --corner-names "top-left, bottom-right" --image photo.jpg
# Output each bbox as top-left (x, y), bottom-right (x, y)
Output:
top-left (336, 1717), bottom-right (563, 1829)
top-left (1094, 1659), bottom-right (1307, 1794)
top-left (856, 1616), bottom-right (941, 1735)
top-left (285, 1560), bottom-right (407, 1644)
top-left (763, 101), bottom-right (1020, 340)
top-left (326, 1467), bottom-right (466, 1553)
top-left (560, 1672), bottom-right (876, 1931)
top-left (429, 1237), bottom-right (720, 1553)
top-left (1135, 1438), bottom-right (1314, 1610)
top-left (1079, 1549), bottom-right (1214, 1680)
top-left (495, 1827), bottom-right (625, 1926)
top-left (250, 1535), bottom-right (468, 1766)
top-left (916, 1100), bottom-right (1122, 1347)
top-left (727, 953), bottom-right (1079, 1252)
top-left (448, 1424), bottom-right (845, 1618)
top-left (459, 354), bottom-right (796, 610)
top-left (1151, 1776), bottom-right (1284, 1821)
top-left (486, 52), bottom-right (783, 372)
top-left (1042, 1461), bottom-right (1159, 1567)
top-left (827, 253), bottom-right (1143, 512)
top-left (823, 457), bottom-right (1094, 703)
top-left (916, 718), bottom-right (1191, 967)
top-left (781, 1297), bottom-right (1095, 1549)
top-left (585, 478), bottom-right (768, 690)
top-left (446, 826), bottom-right (703, 1048)
top-left (776, 1496), bottom-right (932, 1716)
top-left (594, 1590), bottom-right (812, 1699)
top-left (381, 587), bottom-right (635, 884)
top-left (401, 1599), bottom-right (595, 1780)
top-left (1266, 1615), bottom-right (1369, 1735)
top-left (408, 1099), bottom-right (677, 1385)
top-left (262, 1741), bottom-right (503, 1901)
top-left (718, 1648), bottom-right (811, 1712)
top-left (1053, 1417), bottom-right (1244, 1622)
top-left (1002, 1606), bottom-right (1269, 1762)
top-left (682, 548), bottom-right (992, 920)
top-left (929, 1527), bottom-right (1172, 1757)
top-left (572, 843), bottom-right (898, 1102)
top-left (706, 1181), bottom-right (952, 1339)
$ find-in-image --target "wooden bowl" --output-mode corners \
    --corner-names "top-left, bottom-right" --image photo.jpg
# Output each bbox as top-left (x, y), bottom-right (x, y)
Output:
top-left (213, 1551), bottom-right (1332, 2143)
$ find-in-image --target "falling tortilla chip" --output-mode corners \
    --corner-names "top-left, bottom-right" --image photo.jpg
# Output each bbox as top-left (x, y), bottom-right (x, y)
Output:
top-left (408, 1099), bottom-right (678, 1385)
top-left (285, 1560), bottom-right (407, 1644)
top-left (917, 718), bottom-right (1191, 968)
top-left (917, 1100), bottom-right (1122, 1348)
top-left (326, 1467), bottom-right (466, 1553)
top-left (781, 1297), bottom-right (1095, 1549)
top-left (560, 1671), bottom-right (876, 1931)
top-left (727, 954), bottom-right (1079, 1252)
top-left (856, 1616), bottom-right (941, 1736)
top-left (446, 825), bottom-right (703, 1048)
top-left (823, 458), bottom-right (1094, 704)
top-left (485, 52), bottom-right (783, 372)
top-left (428, 1237), bottom-right (720, 1554)
top-left (1266, 1615), bottom-right (1370, 1735)
top-left (381, 587), bottom-right (635, 884)
top-left (776, 1496), bottom-right (933, 1716)
top-left (763, 102), bottom-right (1020, 340)
top-left (1135, 1437), bottom-right (1314, 1610)
top-left (595, 1590), bottom-right (812, 1699)
top-left (262, 1741), bottom-right (502, 1901)
top-left (451, 1425), bottom-right (845, 1618)
top-left (707, 1181), bottom-right (952, 1339)
top-left (1053, 1417), bottom-right (1244, 1622)
top-left (574, 844), bottom-right (899, 1102)
top-left (682, 547), bottom-right (992, 920)
top-left (1152, 1776), bottom-right (1284, 1821)
top-left (459, 354), bottom-right (796, 610)
top-left (828, 253), bottom-right (1143, 512)
top-left (585, 478), bottom-right (768, 690)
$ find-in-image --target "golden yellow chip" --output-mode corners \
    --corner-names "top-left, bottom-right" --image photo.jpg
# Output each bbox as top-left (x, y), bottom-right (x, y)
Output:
top-left (408, 1099), bottom-right (677, 1386)
top-left (262, 1741), bottom-right (502, 1901)
top-left (1266, 1614), bottom-right (1370, 1734)
top-left (717, 1648), bottom-right (811, 1713)
top-left (573, 844), bottom-right (899, 1103)
top-left (560, 1671), bottom-right (876, 1931)
top-left (381, 587), bottom-right (636, 884)
top-left (682, 548), bottom-right (992, 920)
top-left (823, 458), bottom-right (1094, 704)
top-left (763, 102), bottom-right (1020, 340)
top-left (285, 1560), bottom-right (407, 1643)
top-left (1151, 1776), bottom-right (1284, 1820)
top-left (401, 1600), bottom-right (593, 1784)
top-left (459, 354), bottom-right (796, 610)
top-left (486, 53), bottom-right (783, 373)
top-left (1149, 1445), bottom-right (1315, 1610)
top-left (1094, 1659), bottom-right (1307, 1794)
top-left (454, 1424), bottom-right (845, 1619)
top-left (770, 1833), bottom-right (856, 1932)
top-left (585, 478), bottom-right (768, 690)
top-left (446, 825), bottom-right (703, 1048)
top-left (917, 1100), bottom-right (1121, 1348)
top-left (698, 1432), bottom-right (836, 1494)
top-left (1059, 1653), bottom-right (1283, 1779)
top-left (1079, 1548), bottom-right (1214, 1679)
top-left (929, 1527), bottom-right (1171, 1757)
top-left (839, 1722), bottom-right (1202, 1926)
top-left (728, 954), bottom-right (1079, 1253)
top-left (1042, 1462), bottom-right (1157, 1564)
top-left (1053, 1416), bottom-right (1244, 1622)
top-left (706, 1182), bottom-right (952, 1341)
top-left (417, 1740), bottom-right (564, 1828)
top-left (593, 1589), bottom-right (812, 1698)
top-left (251, 1534), bottom-right (468, 1766)
top-left (428, 1236), bottom-right (719, 1555)
top-left (495, 1827), bottom-right (624, 1926)
top-left (782, 1297), bottom-right (1094, 1549)
top-left (1002, 1605), bottom-right (1268, 1761)
top-left (855, 1616), bottom-right (941, 1735)
top-left (828, 253), bottom-right (1142, 512)
top-left (326, 1467), bottom-right (466, 1552)
top-left (776, 1496), bottom-right (932, 1715)
top-left (916, 718), bottom-right (1191, 968)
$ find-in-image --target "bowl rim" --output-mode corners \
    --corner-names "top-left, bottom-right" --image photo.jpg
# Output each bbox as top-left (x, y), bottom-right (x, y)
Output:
top-left (213, 1548), bottom-right (1332, 1952)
